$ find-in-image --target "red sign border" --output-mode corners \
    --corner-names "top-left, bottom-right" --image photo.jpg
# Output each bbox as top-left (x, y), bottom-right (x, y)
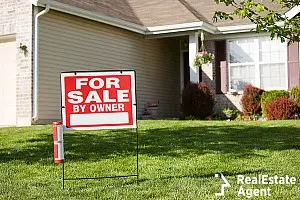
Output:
top-left (60, 70), bottom-right (137, 130)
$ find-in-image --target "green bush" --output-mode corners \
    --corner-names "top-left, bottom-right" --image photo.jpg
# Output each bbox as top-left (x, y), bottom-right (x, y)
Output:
top-left (290, 85), bottom-right (300, 107)
top-left (261, 90), bottom-right (289, 114)
top-left (221, 107), bottom-right (240, 120)
top-left (181, 82), bottom-right (214, 119)
top-left (234, 113), bottom-right (244, 121)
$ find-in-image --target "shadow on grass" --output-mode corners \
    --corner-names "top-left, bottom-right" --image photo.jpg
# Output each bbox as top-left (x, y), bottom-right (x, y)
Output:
top-left (104, 169), bottom-right (272, 186)
top-left (0, 124), bottom-right (300, 164)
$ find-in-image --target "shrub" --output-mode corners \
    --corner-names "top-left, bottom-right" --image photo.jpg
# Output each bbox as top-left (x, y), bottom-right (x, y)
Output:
top-left (261, 90), bottom-right (290, 114)
top-left (241, 85), bottom-right (264, 116)
top-left (290, 85), bottom-right (300, 107)
top-left (265, 97), bottom-right (297, 120)
top-left (181, 82), bottom-right (214, 119)
top-left (234, 113), bottom-right (244, 121)
top-left (221, 107), bottom-right (240, 120)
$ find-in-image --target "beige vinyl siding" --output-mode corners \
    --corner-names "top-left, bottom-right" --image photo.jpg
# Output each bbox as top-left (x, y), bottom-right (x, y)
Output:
top-left (38, 11), bottom-right (180, 122)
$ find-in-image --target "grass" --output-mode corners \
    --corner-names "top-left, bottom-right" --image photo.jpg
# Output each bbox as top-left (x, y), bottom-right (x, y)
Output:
top-left (0, 120), bottom-right (300, 199)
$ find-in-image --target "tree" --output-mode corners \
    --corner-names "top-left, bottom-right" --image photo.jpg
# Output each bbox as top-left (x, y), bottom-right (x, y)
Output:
top-left (213, 0), bottom-right (300, 44)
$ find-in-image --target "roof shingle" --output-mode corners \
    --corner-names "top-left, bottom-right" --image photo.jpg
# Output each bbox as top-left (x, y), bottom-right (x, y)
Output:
top-left (54, 0), bottom-right (287, 27)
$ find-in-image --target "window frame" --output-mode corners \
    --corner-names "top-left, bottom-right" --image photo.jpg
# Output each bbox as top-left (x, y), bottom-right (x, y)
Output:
top-left (226, 36), bottom-right (288, 92)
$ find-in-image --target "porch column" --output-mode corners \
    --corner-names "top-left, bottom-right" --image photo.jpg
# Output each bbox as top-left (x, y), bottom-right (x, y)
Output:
top-left (189, 32), bottom-right (199, 83)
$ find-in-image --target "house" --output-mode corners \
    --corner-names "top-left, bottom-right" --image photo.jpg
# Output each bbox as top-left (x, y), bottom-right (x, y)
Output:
top-left (0, 0), bottom-right (299, 126)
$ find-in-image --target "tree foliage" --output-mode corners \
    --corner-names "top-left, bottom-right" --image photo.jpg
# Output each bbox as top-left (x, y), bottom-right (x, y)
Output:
top-left (214, 0), bottom-right (300, 44)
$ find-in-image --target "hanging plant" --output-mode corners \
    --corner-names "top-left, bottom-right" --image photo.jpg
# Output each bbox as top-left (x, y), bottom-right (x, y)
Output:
top-left (194, 51), bottom-right (215, 67)
top-left (194, 32), bottom-right (214, 68)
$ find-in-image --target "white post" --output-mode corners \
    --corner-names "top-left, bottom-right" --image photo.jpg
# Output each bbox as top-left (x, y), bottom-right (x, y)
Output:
top-left (189, 32), bottom-right (199, 83)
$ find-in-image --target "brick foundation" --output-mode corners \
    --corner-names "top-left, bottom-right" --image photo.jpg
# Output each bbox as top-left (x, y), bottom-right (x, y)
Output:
top-left (215, 94), bottom-right (242, 113)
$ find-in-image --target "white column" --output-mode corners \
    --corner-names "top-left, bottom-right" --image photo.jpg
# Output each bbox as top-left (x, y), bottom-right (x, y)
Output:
top-left (189, 32), bottom-right (199, 83)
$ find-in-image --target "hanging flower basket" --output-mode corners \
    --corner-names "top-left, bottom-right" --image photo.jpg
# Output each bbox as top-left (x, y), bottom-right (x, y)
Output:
top-left (193, 31), bottom-right (214, 68)
top-left (194, 51), bottom-right (214, 68)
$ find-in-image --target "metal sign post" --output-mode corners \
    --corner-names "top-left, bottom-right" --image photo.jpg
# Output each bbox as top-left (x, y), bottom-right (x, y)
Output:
top-left (59, 127), bottom-right (139, 189)
top-left (54, 70), bottom-right (139, 189)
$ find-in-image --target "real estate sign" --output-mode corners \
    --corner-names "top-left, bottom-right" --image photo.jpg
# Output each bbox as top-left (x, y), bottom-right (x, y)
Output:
top-left (61, 71), bottom-right (137, 130)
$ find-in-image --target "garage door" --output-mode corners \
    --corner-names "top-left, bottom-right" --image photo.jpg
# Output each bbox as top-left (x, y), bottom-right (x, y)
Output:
top-left (0, 38), bottom-right (17, 126)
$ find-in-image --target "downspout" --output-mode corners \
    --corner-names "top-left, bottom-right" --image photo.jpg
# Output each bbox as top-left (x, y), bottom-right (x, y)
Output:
top-left (32, 4), bottom-right (50, 121)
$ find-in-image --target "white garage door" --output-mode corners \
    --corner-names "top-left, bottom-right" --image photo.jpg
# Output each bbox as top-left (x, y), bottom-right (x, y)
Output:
top-left (0, 38), bottom-right (17, 126)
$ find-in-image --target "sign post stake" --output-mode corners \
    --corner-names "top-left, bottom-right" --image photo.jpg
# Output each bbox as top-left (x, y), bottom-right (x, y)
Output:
top-left (62, 163), bottom-right (65, 189)
top-left (136, 128), bottom-right (139, 185)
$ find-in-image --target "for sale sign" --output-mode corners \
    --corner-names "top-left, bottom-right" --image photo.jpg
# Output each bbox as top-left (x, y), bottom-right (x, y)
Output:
top-left (61, 71), bottom-right (137, 130)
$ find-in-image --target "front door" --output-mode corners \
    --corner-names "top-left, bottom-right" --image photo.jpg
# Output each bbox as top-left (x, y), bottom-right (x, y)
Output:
top-left (183, 52), bottom-right (190, 87)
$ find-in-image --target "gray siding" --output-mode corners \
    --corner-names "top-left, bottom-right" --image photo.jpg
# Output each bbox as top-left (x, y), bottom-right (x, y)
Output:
top-left (38, 11), bottom-right (180, 122)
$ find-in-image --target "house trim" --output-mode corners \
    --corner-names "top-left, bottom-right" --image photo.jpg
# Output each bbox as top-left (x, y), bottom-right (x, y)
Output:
top-left (208, 32), bottom-right (270, 41)
top-left (216, 21), bottom-right (285, 35)
top-left (34, 0), bottom-right (147, 34)
top-left (285, 5), bottom-right (300, 19)
top-left (217, 24), bottom-right (257, 34)
top-left (0, 34), bottom-right (16, 40)
top-left (146, 22), bottom-right (217, 35)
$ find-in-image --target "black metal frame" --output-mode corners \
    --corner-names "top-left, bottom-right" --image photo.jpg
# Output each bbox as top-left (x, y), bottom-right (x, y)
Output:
top-left (61, 128), bottom-right (139, 189)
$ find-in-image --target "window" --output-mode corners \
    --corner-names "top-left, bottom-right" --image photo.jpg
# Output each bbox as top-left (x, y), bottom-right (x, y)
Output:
top-left (228, 36), bottom-right (287, 91)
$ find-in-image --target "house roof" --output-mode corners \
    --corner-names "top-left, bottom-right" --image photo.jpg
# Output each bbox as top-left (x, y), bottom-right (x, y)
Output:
top-left (53, 0), bottom-right (285, 26)
top-left (34, 0), bottom-right (290, 35)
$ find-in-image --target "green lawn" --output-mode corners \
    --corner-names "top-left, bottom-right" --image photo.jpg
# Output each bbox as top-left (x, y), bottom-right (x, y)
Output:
top-left (0, 120), bottom-right (300, 199)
